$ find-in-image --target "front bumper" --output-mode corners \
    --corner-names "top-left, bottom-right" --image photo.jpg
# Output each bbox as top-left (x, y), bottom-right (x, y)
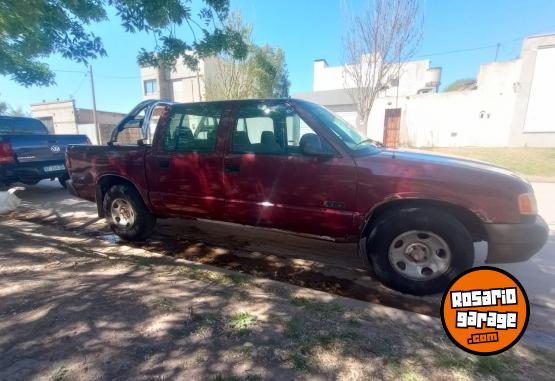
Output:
top-left (485, 216), bottom-right (549, 263)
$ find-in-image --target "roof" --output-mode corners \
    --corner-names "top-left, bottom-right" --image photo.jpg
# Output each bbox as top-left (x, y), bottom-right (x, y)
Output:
top-left (293, 89), bottom-right (353, 106)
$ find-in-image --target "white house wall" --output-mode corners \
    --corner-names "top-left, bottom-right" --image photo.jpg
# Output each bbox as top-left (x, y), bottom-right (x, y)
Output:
top-left (363, 60), bottom-right (521, 147)
top-left (298, 34), bottom-right (555, 147)
top-left (523, 46), bottom-right (555, 133)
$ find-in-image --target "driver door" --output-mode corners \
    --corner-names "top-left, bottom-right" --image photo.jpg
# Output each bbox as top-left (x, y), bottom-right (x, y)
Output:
top-left (223, 101), bottom-right (357, 239)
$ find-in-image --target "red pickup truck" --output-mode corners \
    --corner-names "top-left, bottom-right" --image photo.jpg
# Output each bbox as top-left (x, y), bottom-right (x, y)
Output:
top-left (66, 99), bottom-right (548, 295)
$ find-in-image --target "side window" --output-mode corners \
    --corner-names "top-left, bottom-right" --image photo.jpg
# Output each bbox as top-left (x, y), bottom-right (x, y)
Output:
top-left (163, 104), bottom-right (223, 153)
top-left (286, 115), bottom-right (319, 154)
top-left (233, 103), bottom-right (307, 155)
top-left (232, 103), bottom-right (329, 155)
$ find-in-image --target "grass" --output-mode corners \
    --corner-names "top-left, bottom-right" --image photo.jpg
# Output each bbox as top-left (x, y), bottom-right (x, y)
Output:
top-left (211, 375), bottom-right (262, 381)
top-left (175, 265), bottom-right (253, 288)
top-left (291, 297), bottom-right (344, 317)
top-left (188, 310), bottom-right (258, 337)
top-left (229, 312), bottom-right (257, 331)
top-left (50, 366), bottom-right (67, 381)
top-left (284, 299), bottom-right (359, 373)
top-left (423, 147), bottom-right (555, 180)
top-left (152, 297), bottom-right (176, 312)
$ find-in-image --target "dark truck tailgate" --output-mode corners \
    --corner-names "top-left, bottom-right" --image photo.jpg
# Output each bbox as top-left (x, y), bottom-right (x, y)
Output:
top-left (5, 134), bottom-right (90, 164)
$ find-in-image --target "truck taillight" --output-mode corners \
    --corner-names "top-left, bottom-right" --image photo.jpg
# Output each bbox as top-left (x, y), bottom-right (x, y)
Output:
top-left (0, 142), bottom-right (15, 164)
top-left (518, 193), bottom-right (537, 215)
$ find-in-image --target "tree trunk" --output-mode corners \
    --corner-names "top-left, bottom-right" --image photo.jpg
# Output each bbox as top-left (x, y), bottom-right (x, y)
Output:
top-left (356, 110), bottom-right (370, 136)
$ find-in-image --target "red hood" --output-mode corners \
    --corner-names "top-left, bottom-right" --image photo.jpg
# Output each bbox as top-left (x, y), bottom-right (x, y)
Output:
top-left (353, 149), bottom-right (531, 224)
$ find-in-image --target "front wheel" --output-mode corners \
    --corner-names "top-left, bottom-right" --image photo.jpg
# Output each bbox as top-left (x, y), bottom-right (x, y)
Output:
top-left (366, 207), bottom-right (474, 295)
top-left (103, 184), bottom-right (156, 241)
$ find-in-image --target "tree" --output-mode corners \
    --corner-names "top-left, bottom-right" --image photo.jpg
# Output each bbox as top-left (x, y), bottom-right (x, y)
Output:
top-left (444, 78), bottom-right (477, 92)
top-left (250, 45), bottom-right (290, 98)
top-left (0, 97), bottom-right (28, 116)
top-left (204, 12), bottom-right (289, 101)
top-left (342, 0), bottom-right (422, 134)
top-left (0, 0), bottom-right (248, 87)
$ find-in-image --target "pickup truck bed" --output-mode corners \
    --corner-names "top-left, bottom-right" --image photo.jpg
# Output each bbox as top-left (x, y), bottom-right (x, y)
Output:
top-left (0, 116), bottom-right (90, 187)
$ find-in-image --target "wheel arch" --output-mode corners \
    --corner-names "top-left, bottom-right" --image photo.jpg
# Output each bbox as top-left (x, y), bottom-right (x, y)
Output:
top-left (95, 175), bottom-right (147, 218)
top-left (360, 198), bottom-right (487, 243)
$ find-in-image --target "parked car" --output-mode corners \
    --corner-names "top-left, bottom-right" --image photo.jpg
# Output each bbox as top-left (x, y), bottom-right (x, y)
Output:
top-left (0, 115), bottom-right (90, 189)
top-left (65, 99), bottom-right (548, 295)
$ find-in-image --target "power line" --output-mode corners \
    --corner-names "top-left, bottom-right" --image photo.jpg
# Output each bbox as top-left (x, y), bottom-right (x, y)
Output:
top-left (413, 30), bottom-right (555, 60)
top-left (52, 69), bottom-right (87, 74)
top-left (69, 73), bottom-right (88, 98)
top-left (415, 43), bottom-right (499, 58)
top-left (95, 74), bottom-right (140, 79)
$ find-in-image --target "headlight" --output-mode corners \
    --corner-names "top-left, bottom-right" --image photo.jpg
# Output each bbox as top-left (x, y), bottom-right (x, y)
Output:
top-left (518, 193), bottom-right (537, 215)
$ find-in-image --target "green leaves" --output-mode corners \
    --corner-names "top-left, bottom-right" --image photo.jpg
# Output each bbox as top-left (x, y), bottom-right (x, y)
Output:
top-left (0, 0), bottom-right (247, 86)
top-left (204, 12), bottom-right (290, 101)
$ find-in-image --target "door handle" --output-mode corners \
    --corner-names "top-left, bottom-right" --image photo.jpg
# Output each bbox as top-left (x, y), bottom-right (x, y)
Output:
top-left (224, 163), bottom-right (240, 173)
top-left (158, 158), bottom-right (170, 168)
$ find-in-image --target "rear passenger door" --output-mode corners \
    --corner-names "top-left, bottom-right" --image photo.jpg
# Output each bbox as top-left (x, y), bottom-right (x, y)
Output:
top-left (223, 102), bottom-right (357, 239)
top-left (146, 103), bottom-right (228, 219)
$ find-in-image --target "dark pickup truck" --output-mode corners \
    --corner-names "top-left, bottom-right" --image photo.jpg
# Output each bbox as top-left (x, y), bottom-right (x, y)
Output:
top-left (0, 115), bottom-right (90, 189)
top-left (66, 99), bottom-right (548, 295)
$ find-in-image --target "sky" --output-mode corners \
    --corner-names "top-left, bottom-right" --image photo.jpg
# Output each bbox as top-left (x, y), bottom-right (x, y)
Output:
top-left (1, 0), bottom-right (555, 114)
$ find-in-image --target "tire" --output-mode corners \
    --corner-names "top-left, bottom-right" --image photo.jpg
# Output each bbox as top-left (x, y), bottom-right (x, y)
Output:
top-left (103, 184), bottom-right (156, 241)
top-left (58, 174), bottom-right (70, 188)
top-left (366, 207), bottom-right (474, 295)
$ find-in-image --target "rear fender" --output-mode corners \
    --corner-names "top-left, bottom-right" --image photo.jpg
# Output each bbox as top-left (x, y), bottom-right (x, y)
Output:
top-left (95, 174), bottom-right (150, 218)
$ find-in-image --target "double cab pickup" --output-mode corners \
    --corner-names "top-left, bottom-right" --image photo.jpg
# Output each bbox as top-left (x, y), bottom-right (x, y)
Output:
top-left (66, 99), bottom-right (548, 295)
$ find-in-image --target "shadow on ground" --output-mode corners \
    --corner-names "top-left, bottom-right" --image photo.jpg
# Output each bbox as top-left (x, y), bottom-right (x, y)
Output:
top-left (1, 221), bottom-right (554, 381)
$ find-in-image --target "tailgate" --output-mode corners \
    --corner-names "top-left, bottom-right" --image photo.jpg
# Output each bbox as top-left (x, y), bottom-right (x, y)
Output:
top-left (5, 134), bottom-right (90, 164)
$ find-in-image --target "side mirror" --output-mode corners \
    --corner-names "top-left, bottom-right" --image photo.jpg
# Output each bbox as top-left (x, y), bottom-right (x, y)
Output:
top-left (300, 133), bottom-right (335, 158)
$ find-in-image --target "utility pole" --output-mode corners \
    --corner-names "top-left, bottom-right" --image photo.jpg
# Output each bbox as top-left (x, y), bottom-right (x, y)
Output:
top-left (89, 65), bottom-right (100, 144)
top-left (494, 43), bottom-right (500, 62)
top-left (196, 70), bottom-right (202, 101)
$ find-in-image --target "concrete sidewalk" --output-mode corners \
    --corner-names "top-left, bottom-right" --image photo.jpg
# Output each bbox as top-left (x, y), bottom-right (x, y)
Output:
top-left (0, 219), bottom-right (553, 381)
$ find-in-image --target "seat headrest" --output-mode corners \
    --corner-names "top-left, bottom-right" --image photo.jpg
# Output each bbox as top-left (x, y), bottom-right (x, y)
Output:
top-left (299, 133), bottom-right (321, 150)
top-left (261, 130), bottom-right (275, 145)
top-left (233, 131), bottom-right (251, 151)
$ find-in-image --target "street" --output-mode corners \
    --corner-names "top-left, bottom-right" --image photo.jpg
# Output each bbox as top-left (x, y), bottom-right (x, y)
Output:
top-left (6, 179), bottom-right (555, 348)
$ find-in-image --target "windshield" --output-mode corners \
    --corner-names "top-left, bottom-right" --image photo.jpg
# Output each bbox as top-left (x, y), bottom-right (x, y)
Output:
top-left (300, 102), bottom-right (382, 154)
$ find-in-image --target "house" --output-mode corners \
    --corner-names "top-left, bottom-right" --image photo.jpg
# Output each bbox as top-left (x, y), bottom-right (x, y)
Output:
top-left (295, 33), bottom-right (555, 148)
top-left (30, 100), bottom-right (128, 145)
top-left (140, 56), bottom-right (222, 103)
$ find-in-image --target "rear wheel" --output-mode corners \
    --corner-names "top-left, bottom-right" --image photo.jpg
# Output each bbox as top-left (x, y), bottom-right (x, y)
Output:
top-left (103, 184), bottom-right (156, 241)
top-left (366, 207), bottom-right (474, 295)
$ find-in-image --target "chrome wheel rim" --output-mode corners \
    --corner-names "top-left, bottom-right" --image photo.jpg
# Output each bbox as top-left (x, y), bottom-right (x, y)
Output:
top-left (388, 230), bottom-right (451, 281)
top-left (111, 198), bottom-right (135, 227)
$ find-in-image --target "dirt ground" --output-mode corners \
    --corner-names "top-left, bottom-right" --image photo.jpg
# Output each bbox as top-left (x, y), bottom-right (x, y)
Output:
top-left (6, 180), bottom-right (555, 349)
top-left (1, 219), bottom-right (554, 381)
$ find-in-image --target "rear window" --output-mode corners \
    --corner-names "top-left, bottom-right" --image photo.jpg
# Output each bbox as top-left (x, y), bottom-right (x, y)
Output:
top-left (0, 117), bottom-right (49, 135)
